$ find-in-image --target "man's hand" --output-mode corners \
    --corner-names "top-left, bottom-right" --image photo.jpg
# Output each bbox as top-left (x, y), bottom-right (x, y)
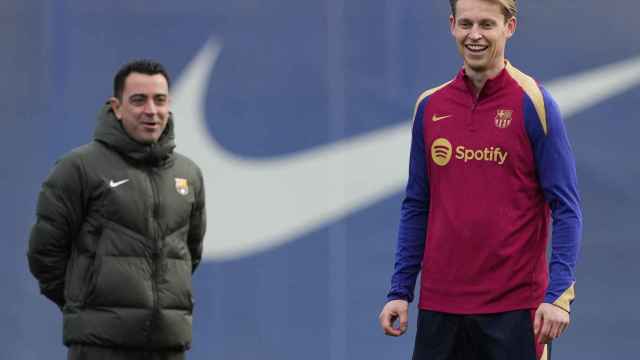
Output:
top-left (379, 299), bottom-right (409, 336)
top-left (534, 303), bottom-right (570, 344)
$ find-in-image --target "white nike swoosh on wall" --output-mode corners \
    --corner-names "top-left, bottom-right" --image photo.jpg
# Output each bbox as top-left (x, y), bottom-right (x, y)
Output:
top-left (544, 56), bottom-right (640, 117)
top-left (173, 38), bottom-right (640, 261)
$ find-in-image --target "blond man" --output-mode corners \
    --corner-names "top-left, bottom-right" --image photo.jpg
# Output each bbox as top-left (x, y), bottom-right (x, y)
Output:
top-left (379, 1), bottom-right (582, 359)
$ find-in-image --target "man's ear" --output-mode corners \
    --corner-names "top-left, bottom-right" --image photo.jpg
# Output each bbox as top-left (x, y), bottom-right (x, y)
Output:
top-left (449, 14), bottom-right (456, 36)
top-left (505, 16), bottom-right (517, 39)
top-left (109, 97), bottom-right (122, 120)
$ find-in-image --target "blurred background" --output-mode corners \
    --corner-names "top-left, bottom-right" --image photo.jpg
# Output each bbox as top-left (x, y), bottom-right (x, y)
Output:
top-left (3, 0), bottom-right (639, 359)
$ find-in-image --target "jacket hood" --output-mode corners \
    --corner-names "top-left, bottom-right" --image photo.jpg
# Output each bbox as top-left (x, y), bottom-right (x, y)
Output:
top-left (93, 103), bottom-right (176, 166)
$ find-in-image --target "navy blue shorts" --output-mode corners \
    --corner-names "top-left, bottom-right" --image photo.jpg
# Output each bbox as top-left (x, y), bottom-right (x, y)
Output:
top-left (412, 309), bottom-right (550, 360)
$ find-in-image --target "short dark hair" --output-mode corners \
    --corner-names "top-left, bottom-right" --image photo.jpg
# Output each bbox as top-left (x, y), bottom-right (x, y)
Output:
top-left (113, 59), bottom-right (170, 100)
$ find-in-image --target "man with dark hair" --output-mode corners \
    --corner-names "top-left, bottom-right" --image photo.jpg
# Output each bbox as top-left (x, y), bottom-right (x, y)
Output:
top-left (379, 0), bottom-right (582, 359)
top-left (113, 60), bottom-right (171, 100)
top-left (28, 59), bottom-right (206, 360)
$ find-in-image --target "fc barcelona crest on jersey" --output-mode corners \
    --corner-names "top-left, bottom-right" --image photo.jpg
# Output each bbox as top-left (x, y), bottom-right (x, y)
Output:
top-left (175, 178), bottom-right (189, 196)
top-left (495, 109), bottom-right (513, 129)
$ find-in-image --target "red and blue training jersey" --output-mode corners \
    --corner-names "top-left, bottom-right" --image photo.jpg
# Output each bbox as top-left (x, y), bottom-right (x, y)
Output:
top-left (387, 62), bottom-right (582, 314)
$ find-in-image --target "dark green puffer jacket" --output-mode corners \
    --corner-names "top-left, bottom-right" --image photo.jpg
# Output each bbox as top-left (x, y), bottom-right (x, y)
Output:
top-left (28, 104), bottom-right (206, 351)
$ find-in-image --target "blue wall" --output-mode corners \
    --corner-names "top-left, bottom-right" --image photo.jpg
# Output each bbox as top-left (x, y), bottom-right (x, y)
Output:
top-left (3, 1), bottom-right (639, 359)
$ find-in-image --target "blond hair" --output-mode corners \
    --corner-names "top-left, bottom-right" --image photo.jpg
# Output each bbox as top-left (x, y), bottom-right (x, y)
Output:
top-left (449, 0), bottom-right (517, 21)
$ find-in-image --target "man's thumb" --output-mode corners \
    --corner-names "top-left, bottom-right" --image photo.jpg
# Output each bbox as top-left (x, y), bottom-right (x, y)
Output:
top-left (533, 308), bottom-right (543, 335)
top-left (399, 309), bottom-right (408, 333)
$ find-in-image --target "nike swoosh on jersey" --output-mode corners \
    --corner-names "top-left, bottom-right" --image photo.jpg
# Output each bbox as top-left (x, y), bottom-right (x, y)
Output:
top-left (109, 179), bottom-right (130, 188)
top-left (173, 38), bottom-right (640, 261)
top-left (432, 114), bottom-right (452, 122)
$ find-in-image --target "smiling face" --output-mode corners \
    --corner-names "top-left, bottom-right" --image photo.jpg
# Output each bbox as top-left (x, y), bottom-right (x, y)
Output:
top-left (110, 72), bottom-right (170, 144)
top-left (450, 0), bottom-right (516, 77)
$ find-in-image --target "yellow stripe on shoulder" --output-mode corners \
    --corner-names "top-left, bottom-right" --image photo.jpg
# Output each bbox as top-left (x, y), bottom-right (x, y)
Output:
top-left (506, 62), bottom-right (548, 135)
top-left (552, 282), bottom-right (576, 312)
top-left (411, 80), bottom-right (453, 121)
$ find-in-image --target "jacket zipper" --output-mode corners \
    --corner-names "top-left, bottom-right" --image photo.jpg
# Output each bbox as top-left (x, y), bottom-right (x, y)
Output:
top-left (146, 167), bottom-right (162, 344)
top-left (467, 100), bottom-right (478, 131)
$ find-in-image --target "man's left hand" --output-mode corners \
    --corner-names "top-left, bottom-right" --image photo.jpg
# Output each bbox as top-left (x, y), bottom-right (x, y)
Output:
top-left (533, 303), bottom-right (570, 344)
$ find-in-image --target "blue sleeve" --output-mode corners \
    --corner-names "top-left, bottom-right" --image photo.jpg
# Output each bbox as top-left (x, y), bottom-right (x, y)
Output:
top-left (524, 87), bottom-right (583, 312)
top-left (386, 97), bottom-right (430, 303)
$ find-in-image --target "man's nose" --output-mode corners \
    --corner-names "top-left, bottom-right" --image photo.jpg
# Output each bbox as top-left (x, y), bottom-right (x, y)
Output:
top-left (468, 25), bottom-right (482, 40)
top-left (143, 99), bottom-right (157, 114)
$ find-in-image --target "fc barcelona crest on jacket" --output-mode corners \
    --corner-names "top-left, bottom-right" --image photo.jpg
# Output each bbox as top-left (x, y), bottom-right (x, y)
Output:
top-left (495, 109), bottom-right (513, 129)
top-left (175, 178), bottom-right (189, 195)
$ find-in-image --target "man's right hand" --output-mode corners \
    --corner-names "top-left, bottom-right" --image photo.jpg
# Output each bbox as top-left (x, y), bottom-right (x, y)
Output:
top-left (378, 299), bottom-right (409, 336)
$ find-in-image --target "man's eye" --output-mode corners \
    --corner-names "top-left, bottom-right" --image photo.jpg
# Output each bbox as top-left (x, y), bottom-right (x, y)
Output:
top-left (154, 97), bottom-right (167, 105)
top-left (130, 97), bottom-right (145, 105)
